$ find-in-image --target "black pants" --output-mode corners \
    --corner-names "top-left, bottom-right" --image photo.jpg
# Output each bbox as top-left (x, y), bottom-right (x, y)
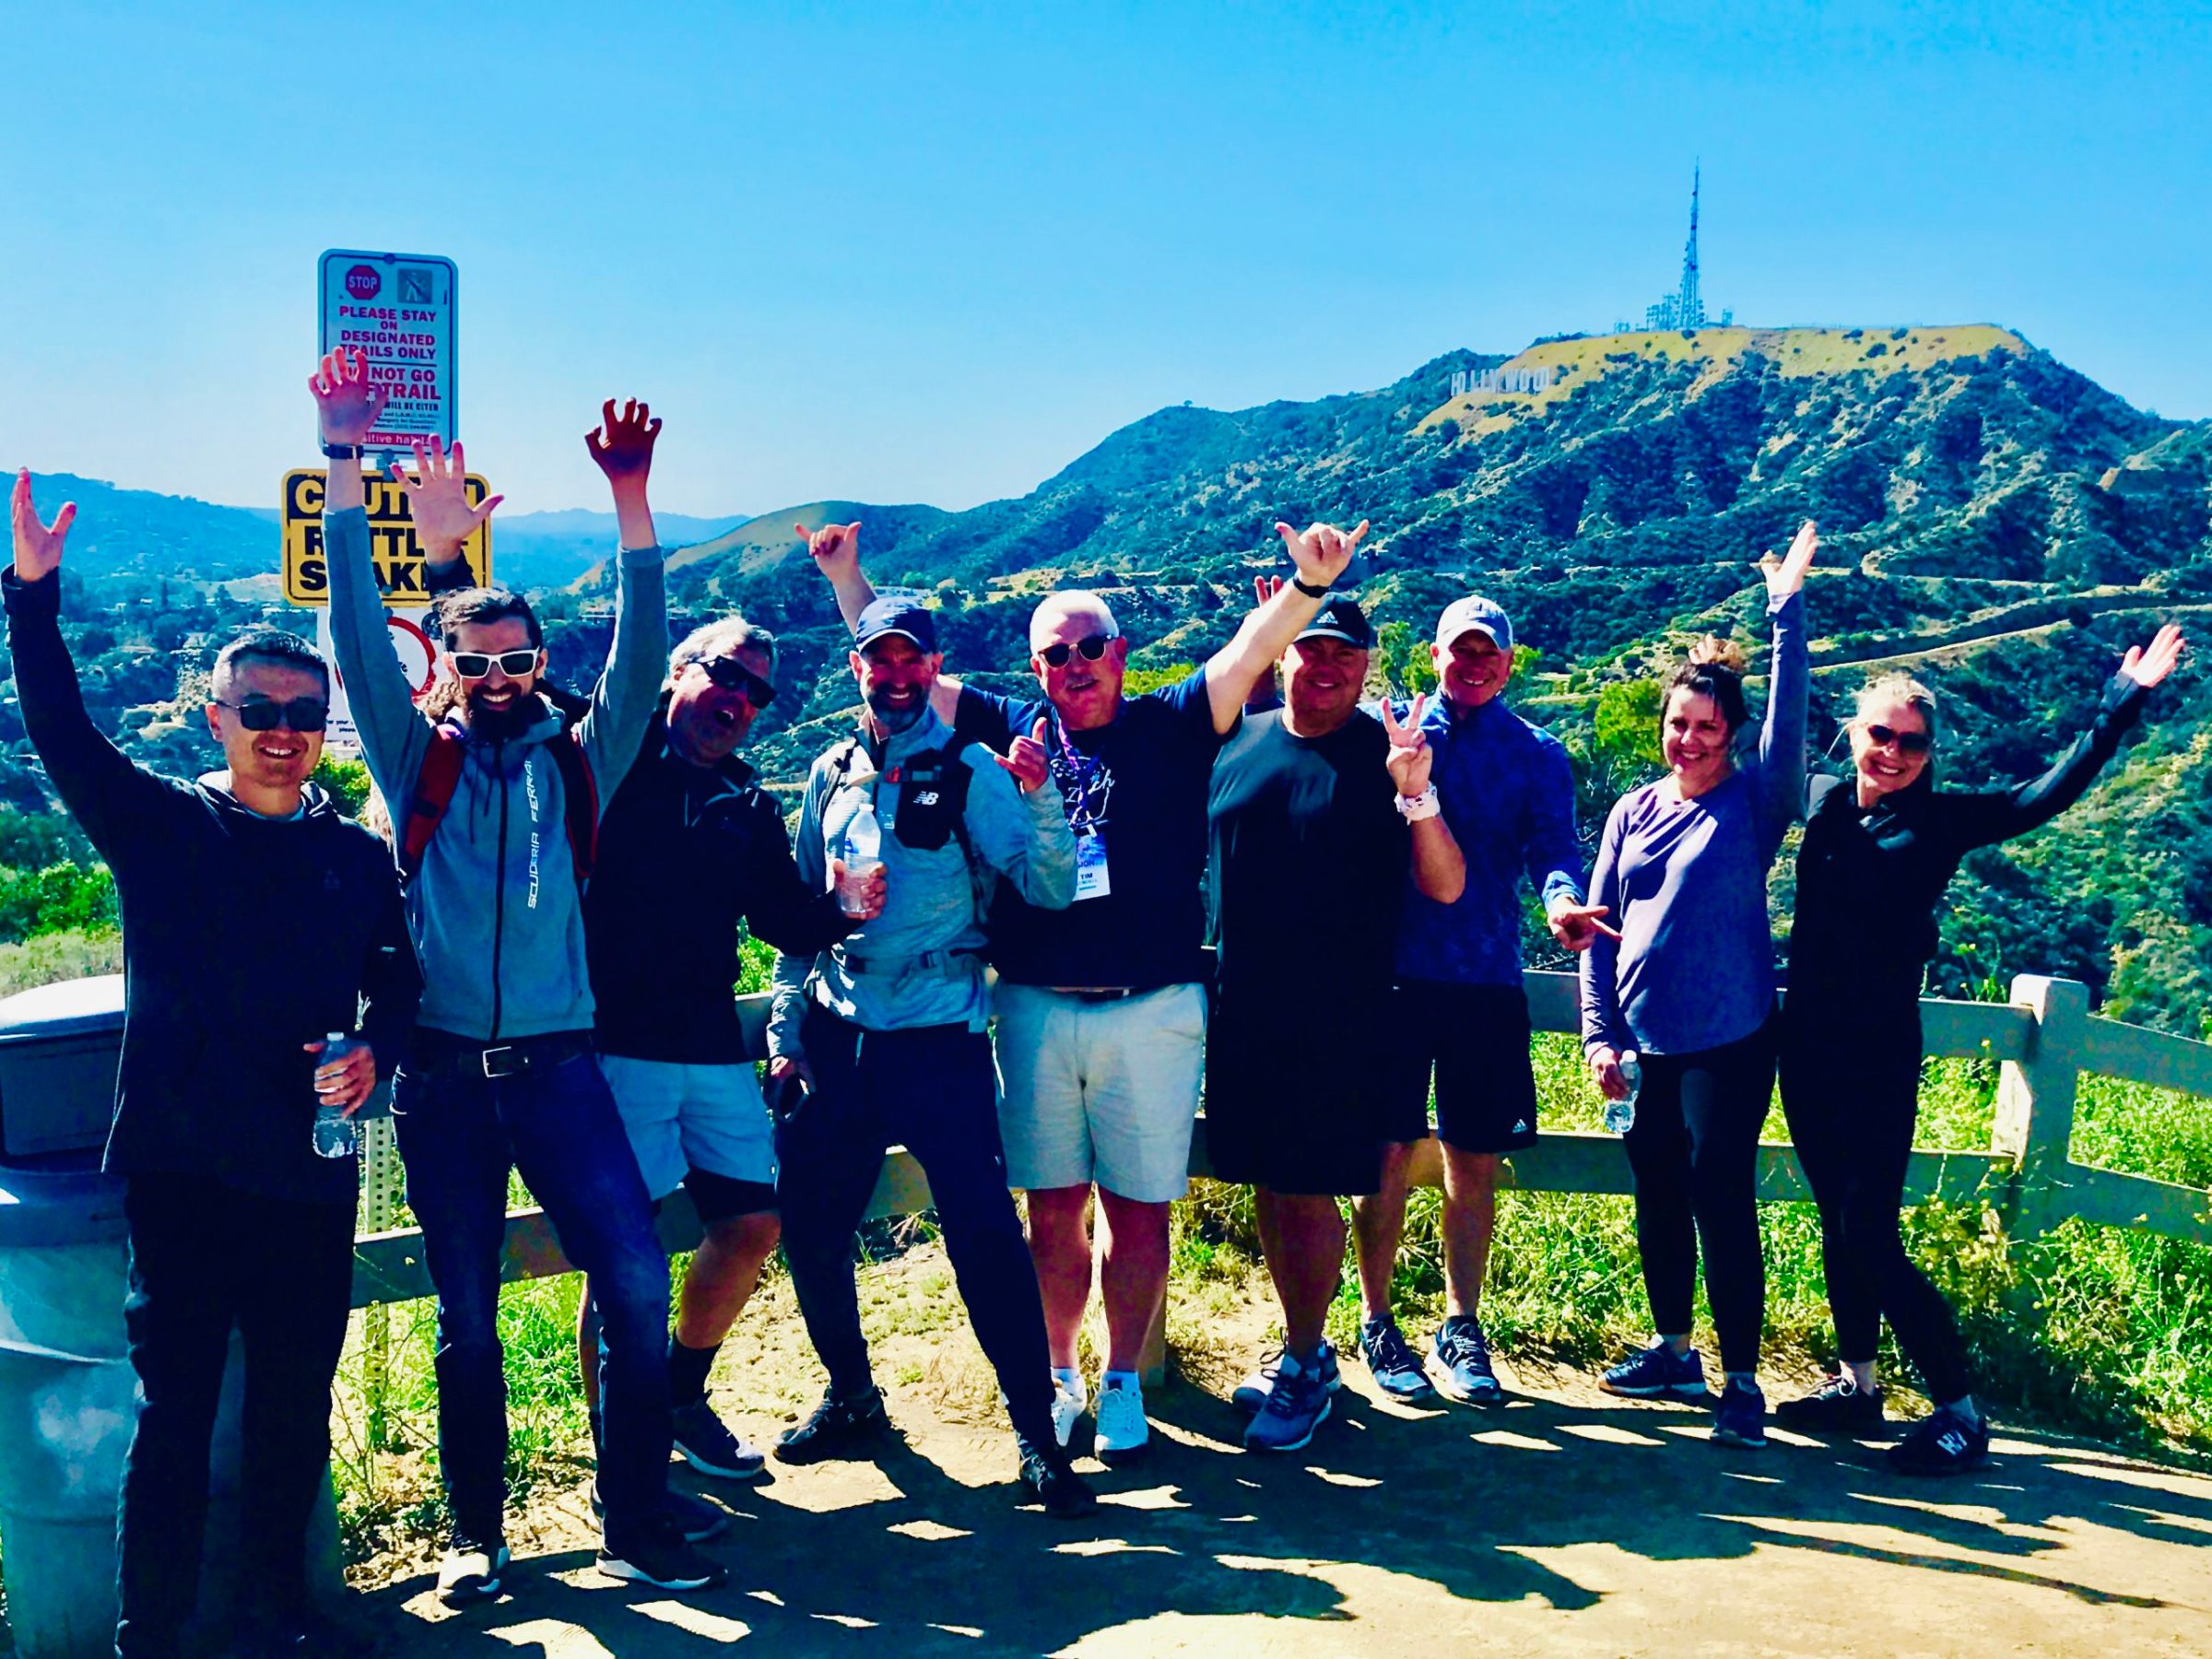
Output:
top-left (775, 1007), bottom-right (1055, 1451)
top-left (1620, 1020), bottom-right (1774, 1375)
top-left (115, 1173), bottom-right (355, 1658)
top-left (1780, 1006), bottom-right (1973, 1405)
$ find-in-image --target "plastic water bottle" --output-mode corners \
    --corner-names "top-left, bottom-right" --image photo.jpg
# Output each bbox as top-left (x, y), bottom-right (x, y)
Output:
top-left (1604, 1050), bottom-right (1641, 1136)
top-left (312, 1031), bottom-right (361, 1159)
top-left (838, 802), bottom-right (884, 916)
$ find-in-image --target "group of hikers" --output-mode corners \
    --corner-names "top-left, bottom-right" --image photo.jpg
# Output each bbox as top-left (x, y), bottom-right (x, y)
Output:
top-left (5, 344), bottom-right (2186, 1654)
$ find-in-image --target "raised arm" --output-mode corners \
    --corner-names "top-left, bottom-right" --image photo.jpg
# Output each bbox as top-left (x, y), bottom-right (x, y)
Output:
top-left (571, 400), bottom-right (669, 799)
top-left (1750, 520), bottom-right (1815, 847)
top-left (4, 473), bottom-right (167, 856)
top-left (1382, 695), bottom-right (1465, 903)
top-left (1199, 520), bottom-right (1366, 734)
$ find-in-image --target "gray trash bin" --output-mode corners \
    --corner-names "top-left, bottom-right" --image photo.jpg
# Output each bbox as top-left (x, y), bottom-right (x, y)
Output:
top-left (0, 976), bottom-right (342, 1658)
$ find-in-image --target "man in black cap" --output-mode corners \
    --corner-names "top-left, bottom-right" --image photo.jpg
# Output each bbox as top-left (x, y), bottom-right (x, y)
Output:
top-left (1206, 591), bottom-right (1465, 1453)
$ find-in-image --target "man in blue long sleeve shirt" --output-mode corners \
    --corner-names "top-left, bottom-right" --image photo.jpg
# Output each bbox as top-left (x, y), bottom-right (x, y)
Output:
top-left (1353, 595), bottom-right (1616, 1406)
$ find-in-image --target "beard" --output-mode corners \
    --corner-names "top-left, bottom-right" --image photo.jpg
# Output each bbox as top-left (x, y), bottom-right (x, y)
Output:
top-left (466, 688), bottom-right (539, 741)
top-left (865, 688), bottom-right (925, 733)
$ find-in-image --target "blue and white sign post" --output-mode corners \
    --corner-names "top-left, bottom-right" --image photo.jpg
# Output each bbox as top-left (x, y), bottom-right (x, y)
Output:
top-left (317, 249), bottom-right (458, 465)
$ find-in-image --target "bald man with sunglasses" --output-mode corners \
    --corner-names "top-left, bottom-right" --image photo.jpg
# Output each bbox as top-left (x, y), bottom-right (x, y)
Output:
top-left (805, 517), bottom-right (1360, 1464)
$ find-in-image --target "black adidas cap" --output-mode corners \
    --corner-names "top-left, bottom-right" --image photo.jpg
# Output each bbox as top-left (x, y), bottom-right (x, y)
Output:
top-left (1295, 594), bottom-right (1373, 650)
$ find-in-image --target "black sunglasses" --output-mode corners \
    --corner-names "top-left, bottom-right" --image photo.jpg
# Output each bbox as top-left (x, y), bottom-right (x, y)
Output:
top-left (698, 655), bottom-right (777, 709)
top-left (450, 649), bottom-right (541, 680)
top-left (1864, 723), bottom-right (1933, 755)
top-left (1039, 634), bottom-right (1117, 668)
top-left (218, 697), bottom-right (329, 733)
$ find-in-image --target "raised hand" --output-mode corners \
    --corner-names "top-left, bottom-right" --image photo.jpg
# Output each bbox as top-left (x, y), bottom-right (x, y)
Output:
top-left (1274, 518), bottom-right (1370, 591)
top-left (309, 347), bottom-right (388, 445)
top-left (1381, 694), bottom-right (1433, 797)
top-left (993, 716), bottom-right (1053, 793)
top-left (586, 398), bottom-right (661, 484)
top-left (306, 1038), bottom-right (378, 1116)
top-left (390, 437), bottom-right (503, 560)
top-left (11, 470), bottom-right (76, 582)
top-left (1758, 518), bottom-right (1818, 602)
top-left (1252, 574), bottom-right (1285, 610)
top-left (1547, 899), bottom-right (1622, 951)
top-left (796, 521), bottom-right (863, 582)
top-left (2120, 623), bottom-right (2186, 689)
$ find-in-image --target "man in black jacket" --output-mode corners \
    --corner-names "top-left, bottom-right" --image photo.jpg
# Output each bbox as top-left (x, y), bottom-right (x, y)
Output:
top-left (6, 472), bottom-right (420, 1658)
top-left (573, 614), bottom-right (880, 1479)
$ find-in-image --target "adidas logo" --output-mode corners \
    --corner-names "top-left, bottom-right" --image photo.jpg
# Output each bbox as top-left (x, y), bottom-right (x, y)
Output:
top-left (1511, 1120), bottom-right (1529, 1134)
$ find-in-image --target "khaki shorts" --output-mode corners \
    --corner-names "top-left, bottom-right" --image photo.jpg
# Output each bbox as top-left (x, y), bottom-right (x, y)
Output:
top-left (992, 982), bottom-right (1206, 1204)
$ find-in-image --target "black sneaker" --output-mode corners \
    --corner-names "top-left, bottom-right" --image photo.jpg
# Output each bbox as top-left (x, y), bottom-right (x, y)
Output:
top-left (672, 1397), bottom-right (769, 1481)
top-left (1888, 1406), bottom-right (1991, 1477)
top-left (590, 1478), bottom-right (728, 1543)
top-left (1775, 1373), bottom-right (1887, 1436)
top-left (597, 1512), bottom-right (729, 1590)
top-left (774, 1384), bottom-right (889, 1465)
top-left (1016, 1435), bottom-right (1100, 1518)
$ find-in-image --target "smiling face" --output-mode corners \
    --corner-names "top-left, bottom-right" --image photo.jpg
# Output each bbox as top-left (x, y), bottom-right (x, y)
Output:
top-left (666, 641), bottom-right (774, 766)
top-left (447, 617), bottom-right (546, 733)
top-left (1284, 637), bottom-right (1369, 734)
top-left (851, 634), bottom-right (941, 734)
top-left (1030, 595), bottom-right (1128, 733)
top-left (1433, 629), bottom-right (1513, 712)
top-left (1662, 687), bottom-right (1735, 796)
top-left (1850, 695), bottom-right (1935, 800)
top-left (206, 658), bottom-right (326, 797)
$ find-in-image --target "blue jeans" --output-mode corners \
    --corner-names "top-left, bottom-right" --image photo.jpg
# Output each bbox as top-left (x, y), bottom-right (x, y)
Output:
top-left (393, 1037), bottom-right (671, 1551)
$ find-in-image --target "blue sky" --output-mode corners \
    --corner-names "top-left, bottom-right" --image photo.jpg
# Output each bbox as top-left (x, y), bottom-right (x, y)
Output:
top-left (3, 0), bottom-right (2206, 519)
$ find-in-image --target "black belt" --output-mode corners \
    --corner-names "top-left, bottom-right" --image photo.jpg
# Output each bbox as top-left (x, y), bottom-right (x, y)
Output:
top-left (414, 1029), bottom-right (595, 1080)
top-left (1041, 984), bottom-right (1169, 1004)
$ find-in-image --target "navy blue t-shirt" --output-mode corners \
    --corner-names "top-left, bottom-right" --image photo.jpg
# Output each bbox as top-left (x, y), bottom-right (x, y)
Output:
top-left (955, 671), bottom-right (1229, 989)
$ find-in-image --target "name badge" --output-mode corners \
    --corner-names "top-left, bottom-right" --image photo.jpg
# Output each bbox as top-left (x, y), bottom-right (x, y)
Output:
top-left (1073, 829), bottom-right (1111, 900)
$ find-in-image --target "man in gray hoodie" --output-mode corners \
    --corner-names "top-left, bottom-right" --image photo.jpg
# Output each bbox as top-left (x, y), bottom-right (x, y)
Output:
top-left (311, 350), bottom-right (720, 1601)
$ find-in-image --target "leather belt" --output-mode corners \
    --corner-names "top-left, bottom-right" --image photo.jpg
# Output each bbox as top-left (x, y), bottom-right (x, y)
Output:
top-left (415, 1029), bottom-right (595, 1080)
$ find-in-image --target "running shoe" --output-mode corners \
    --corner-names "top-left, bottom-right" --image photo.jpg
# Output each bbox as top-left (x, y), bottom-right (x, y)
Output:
top-left (672, 1397), bottom-right (769, 1480)
top-left (1711, 1379), bottom-right (1769, 1448)
top-left (1430, 1315), bottom-right (1503, 1406)
top-left (1774, 1373), bottom-right (1887, 1436)
top-left (1231, 1339), bottom-right (1341, 1415)
top-left (596, 1512), bottom-right (728, 1590)
top-left (773, 1384), bottom-right (889, 1465)
top-left (1093, 1374), bottom-right (1150, 1465)
top-left (1244, 1353), bottom-right (1335, 1453)
top-left (589, 1479), bottom-right (728, 1543)
top-left (1359, 1315), bottom-right (1438, 1403)
top-left (436, 1532), bottom-right (509, 1606)
top-left (1888, 1406), bottom-right (1991, 1477)
top-left (1016, 1435), bottom-right (1100, 1517)
top-left (1050, 1370), bottom-right (1089, 1450)
top-left (1599, 1339), bottom-right (1710, 1401)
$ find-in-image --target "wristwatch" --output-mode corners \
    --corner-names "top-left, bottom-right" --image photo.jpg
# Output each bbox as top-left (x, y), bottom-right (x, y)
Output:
top-left (321, 442), bottom-right (365, 461)
top-left (1395, 785), bottom-right (1441, 822)
top-left (1292, 575), bottom-right (1331, 598)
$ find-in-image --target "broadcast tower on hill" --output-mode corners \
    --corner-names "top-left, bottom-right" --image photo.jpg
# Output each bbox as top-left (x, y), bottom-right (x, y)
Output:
top-left (1618, 167), bottom-right (1728, 333)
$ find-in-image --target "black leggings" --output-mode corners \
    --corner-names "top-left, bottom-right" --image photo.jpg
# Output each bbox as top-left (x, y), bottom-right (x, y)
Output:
top-left (1621, 1021), bottom-right (1774, 1375)
top-left (1779, 1010), bottom-right (1972, 1406)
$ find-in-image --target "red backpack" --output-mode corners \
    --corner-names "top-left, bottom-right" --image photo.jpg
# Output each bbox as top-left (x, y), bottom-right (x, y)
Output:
top-left (398, 719), bottom-right (600, 887)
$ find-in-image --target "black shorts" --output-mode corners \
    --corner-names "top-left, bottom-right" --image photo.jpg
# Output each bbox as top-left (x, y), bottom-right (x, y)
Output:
top-left (1378, 981), bottom-right (1539, 1155)
top-left (650, 1170), bottom-right (778, 1228)
top-left (1202, 992), bottom-right (1385, 1197)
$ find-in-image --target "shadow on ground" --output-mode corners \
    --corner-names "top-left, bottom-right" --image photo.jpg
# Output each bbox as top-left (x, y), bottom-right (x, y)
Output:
top-left (339, 1372), bottom-right (2212, 1657)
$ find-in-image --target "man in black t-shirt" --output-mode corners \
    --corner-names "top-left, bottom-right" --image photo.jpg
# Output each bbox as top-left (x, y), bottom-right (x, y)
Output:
top-left (806, 517), bottom-right (1359, 1463)
top-left (1207, 594), bottom-right (1467, 1453)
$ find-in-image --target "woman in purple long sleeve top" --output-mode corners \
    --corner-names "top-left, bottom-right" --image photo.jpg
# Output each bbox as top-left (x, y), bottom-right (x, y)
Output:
top-left (1580, 521), bottom-right (1818, 1449)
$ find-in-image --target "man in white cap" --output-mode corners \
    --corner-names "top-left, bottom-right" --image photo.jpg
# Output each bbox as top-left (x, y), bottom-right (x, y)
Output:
top-left (1349, 594), bottom-right (1616, 1406)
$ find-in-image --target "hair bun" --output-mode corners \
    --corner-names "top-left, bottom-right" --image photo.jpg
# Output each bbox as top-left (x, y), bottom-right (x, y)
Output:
top-left (1688, 634), bottom-right (1747, 673)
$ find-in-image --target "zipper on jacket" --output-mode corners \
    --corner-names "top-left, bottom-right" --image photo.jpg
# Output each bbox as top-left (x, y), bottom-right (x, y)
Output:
top-left (489, 743), bottom-right (509, 1040)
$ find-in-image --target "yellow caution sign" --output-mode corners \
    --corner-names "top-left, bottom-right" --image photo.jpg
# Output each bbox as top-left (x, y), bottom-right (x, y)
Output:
top-left (281, 469), bottom-right (493, 606)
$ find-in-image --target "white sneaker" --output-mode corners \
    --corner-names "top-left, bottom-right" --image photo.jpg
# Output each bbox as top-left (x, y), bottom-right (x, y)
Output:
top-left (1050, 1371), bottom-right (1088, 1449)
top-left (1094, 1375), bottom-right (1149, 1465)
top-left (437, 1535), bottom-right (510, 1606)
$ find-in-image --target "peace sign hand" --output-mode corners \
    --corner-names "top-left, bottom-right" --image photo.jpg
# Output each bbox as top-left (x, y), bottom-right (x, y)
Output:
top-left (1381, 694), bottom-right (1433, 797)
top-left (994, 717), bottom-right (1053, 793)
top-left (11, 471), bottom-right (76, 583)
top-left (1274, 519), bottom-right (1370, 590)
top-left (1757, 519), bottom-right (1818, 603)
top-left (390, 437), bottom-right (503, 560)
top-left (309, 347), bottom-right (388, 446)
top-left (796, 521), bottom-right (863, 582)
top-left (586, 398), bottom-right (662, 482)
top-left (2120, 623), bottom-right (2186, 689)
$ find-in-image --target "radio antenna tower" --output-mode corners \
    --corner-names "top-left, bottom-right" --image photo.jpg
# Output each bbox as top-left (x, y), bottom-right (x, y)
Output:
top-left (1678, 163), bottom-right (1704, 329)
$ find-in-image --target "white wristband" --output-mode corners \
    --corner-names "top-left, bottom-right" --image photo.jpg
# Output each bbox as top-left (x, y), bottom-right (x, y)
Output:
top-left (1395, 785), bottom-right (1441, 822)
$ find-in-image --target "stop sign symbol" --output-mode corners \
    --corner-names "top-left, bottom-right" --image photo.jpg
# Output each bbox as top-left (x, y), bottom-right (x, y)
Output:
top-left (345, 264), bottom-right (382, 300)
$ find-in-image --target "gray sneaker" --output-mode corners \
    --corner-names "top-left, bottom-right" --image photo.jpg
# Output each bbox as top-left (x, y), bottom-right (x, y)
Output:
top-left (1231, 1339), bottom-right (1340, 1415)
top-left (1243, 1352), bottom-right (1335, 1453)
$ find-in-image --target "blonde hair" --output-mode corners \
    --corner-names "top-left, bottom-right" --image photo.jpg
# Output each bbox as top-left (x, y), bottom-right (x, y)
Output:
top-left (1688, 635), bottom-right (1747, 672)
top-left (1853, 672), bottom-right (1939, 742)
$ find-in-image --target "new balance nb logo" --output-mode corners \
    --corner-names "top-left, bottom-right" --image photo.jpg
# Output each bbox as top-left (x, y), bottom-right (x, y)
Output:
top-left (915, 791), bottom-right (940, 806)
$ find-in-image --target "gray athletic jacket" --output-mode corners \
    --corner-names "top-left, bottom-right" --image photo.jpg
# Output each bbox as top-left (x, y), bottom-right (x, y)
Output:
top-left (324, 505), bottom-right (667, 1041)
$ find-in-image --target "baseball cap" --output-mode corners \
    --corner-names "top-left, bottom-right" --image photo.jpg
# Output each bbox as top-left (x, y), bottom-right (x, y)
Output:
top-left (1295, 594), bottom-right (1374, 650)
top-left (1435, 594), bottom-right (1514, 654)
top-left (853, 596), bottom-right (938, 653)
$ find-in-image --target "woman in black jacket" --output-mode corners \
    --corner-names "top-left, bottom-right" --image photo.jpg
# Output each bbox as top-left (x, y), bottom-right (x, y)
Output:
top-left (1777, 623), bottom-right (2185, 1475)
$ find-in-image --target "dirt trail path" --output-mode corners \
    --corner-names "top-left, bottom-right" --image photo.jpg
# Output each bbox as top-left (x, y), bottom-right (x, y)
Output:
top-left (337, 1248), bottom-right (2212, 1658)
